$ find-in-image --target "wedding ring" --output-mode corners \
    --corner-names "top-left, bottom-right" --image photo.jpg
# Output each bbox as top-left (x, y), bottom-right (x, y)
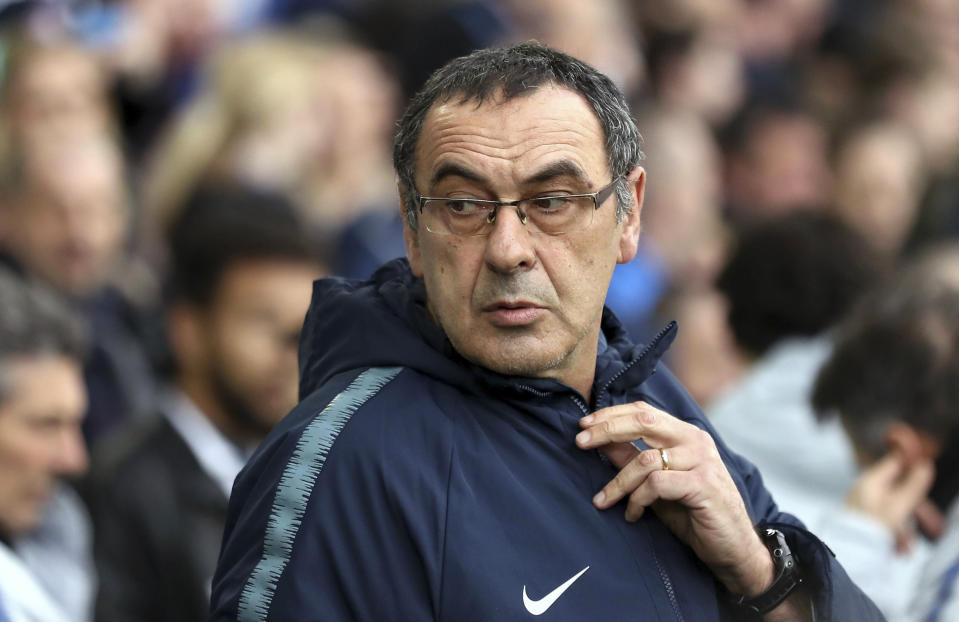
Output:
top-left (659, 448), bottom-right (670, 471)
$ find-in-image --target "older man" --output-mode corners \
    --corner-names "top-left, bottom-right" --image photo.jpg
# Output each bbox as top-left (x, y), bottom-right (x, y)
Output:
top-left (210, 43), bottom-right (881, 621)
top-left (0, 269), bottom-right (91, 622)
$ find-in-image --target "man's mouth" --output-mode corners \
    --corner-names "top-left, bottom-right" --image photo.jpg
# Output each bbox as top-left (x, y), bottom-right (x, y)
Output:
top-left (481, 301), bottom-right (545, 326)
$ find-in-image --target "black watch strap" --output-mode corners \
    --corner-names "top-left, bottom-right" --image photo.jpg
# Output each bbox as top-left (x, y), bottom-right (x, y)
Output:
top-left (729, 527), bottom-right (804, 615)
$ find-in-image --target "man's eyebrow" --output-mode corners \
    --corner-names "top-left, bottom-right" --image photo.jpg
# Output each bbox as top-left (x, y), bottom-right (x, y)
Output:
top-left (523, 161), bottom-right (591, 186)
top-left (429, 163), bottom-right (487, 188)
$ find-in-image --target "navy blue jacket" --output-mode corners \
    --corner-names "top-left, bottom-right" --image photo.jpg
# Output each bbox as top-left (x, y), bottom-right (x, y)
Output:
top-left (210, 259), bottom-right (883, 621)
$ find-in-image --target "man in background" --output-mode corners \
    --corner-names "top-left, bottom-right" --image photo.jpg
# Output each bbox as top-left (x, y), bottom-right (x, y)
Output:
top-left (709, 211), bottom-right (885, 527)
top-left (0, 268), bottom-right (92, 622)
top-left (812, 247), bottom-right (959, 620)
top-left (0, 136), bottom-right (157, 445)
top-left (85, 187), bottom-right (326, 622)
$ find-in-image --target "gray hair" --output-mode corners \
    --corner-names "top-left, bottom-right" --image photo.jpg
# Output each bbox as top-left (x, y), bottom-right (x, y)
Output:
top-left (0, 268), bottom-right (86, 403)
top-left (393, 41), bottom-right (642, 229)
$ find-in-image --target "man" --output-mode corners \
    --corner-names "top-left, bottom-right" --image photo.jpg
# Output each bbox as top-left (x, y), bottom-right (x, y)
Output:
top-left (0, 136), bottom-right (156, 444)
top-left (810, 247), bottom-right (959, 621)
top-left (0, 268), bottom-right (92, 622)
top-left (210, 43), bottom-right (881, 621)
top-left (710, 212), bottom-right (885, 529)
top-left (86, 188), bottom-right (325, 622)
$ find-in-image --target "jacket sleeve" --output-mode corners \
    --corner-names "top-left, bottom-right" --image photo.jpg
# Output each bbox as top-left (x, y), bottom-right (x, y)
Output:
top-left (645, 366), bottom-right (886, 621)
top-left (209, 368), bottom-right (449, 622)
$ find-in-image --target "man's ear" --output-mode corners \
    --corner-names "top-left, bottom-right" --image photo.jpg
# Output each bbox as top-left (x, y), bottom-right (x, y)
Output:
top-left (399, 189), bottom-right (424, 277)
top-left (617, 167), bottom-right (645, 264)
top-left (885, 421), bottom-right (941, 464)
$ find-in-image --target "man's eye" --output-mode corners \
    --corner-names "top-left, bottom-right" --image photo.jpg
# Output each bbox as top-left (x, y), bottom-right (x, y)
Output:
top-left (529, 197), bottom-right (572, 212)
top-left (445, 199), bottom-right (482, 215)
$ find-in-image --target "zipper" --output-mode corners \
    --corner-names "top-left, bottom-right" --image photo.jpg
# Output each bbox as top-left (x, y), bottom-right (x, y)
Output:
top-left (651, 545), bottom-right (686, 622)
top-left (517, 385), bottom-right (609, 465)
top-left (517, 384), bottom-right (553, 398)
top-left (516, 384), bottom-right (591, 418)
top-left (568, 394), bottom-right (588, 416)
top-left (597, 321), bottom-right (676, 404)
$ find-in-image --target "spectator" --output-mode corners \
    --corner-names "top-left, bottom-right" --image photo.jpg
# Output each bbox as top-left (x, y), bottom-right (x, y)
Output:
top-left (0, 136), bottom-right (157, 445)
top-left (503, 0), bottom-right (644, 95)
top-left (709, 212), bottom-right (886, 527)
top-left (812, 246), bottom-right (959, 619)
top-left (141, 30), bottom-right (328, 232)
top-left (721, 99), bottom-right (833, 222)
top-left (831, 118), bottom-right (926, 258)
top-left (0, 268), bottom-right (92, 622)
top-left (141, 27), bottom-right (406, 280)
top-left (643, 27), bottom-right (745, 127)
top-left (0, 35), bottom-right (112, 158)
top-left (85, 186), bottom-right (326, 622)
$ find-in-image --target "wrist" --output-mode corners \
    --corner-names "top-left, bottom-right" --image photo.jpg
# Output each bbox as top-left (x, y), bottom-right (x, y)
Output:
top-left (727, 528), bottom-right (804, 615)
top-left (719, 529), bottom-right (777, 596)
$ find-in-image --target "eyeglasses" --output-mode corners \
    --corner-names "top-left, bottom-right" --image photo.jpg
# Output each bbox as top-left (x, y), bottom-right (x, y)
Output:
top-left (416, 177), bottom-right (621, 236)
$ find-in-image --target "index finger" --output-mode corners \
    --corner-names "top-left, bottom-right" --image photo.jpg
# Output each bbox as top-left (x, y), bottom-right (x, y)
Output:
top-left (576, 401), bottom-right (688, 450)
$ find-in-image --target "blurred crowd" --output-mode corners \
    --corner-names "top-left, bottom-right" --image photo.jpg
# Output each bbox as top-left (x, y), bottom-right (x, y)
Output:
top-left (0, 0), bottom-right (958, 621)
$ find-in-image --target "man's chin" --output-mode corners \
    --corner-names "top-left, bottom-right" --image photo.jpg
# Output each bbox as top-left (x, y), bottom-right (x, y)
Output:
top-left (461, 342), bottom-right (571, 379)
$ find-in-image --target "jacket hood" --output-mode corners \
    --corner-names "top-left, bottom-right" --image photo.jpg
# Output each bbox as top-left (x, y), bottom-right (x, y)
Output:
top-left (298, 258), bottom-right (676, 403)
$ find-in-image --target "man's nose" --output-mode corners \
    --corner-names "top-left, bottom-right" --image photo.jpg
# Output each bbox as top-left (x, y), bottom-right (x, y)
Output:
top-left (483, 205), bottom-right (537, 274)
top-left (52, 426), bottom-right (89, 478)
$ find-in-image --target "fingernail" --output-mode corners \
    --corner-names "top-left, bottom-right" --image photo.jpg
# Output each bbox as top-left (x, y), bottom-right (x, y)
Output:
top-left (581, 414), bottom-right (594, 425)
top-left (576, 430), bottom-right (590, 445)
top-left (593, 491), bottom-right (606, 506)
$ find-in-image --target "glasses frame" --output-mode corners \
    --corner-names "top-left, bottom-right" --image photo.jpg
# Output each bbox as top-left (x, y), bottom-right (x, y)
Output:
top-left (415, 176), bottom-right (622, 236)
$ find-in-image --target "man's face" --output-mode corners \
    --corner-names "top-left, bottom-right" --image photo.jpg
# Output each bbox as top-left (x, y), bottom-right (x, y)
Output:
top-left (404, 86), bottom-right (643, 392)
top-left (0, 356), bottom-right (87, 539)
top-left (195, 260), bottom-right (320, 438)
top-left (6, 144), bottom-right (126, 298)
top-left (10, 48), bottom-right (108, 146)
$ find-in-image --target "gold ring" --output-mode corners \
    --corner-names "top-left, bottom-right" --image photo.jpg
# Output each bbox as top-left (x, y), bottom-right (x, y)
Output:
top-left (659, 448), bottom-right (670, 471)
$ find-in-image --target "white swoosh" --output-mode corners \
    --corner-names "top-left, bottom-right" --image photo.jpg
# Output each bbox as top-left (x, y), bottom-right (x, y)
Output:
top-left (522, 566), bottom-right (590, 616)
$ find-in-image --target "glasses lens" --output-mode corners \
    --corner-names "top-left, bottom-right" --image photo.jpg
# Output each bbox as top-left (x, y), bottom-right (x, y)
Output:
top-left (523, 196), bottom-right (594, 235)
top-left (421, 193), bottom-right (600, 236)
top-left (422, 199), bottom-right (492, 235)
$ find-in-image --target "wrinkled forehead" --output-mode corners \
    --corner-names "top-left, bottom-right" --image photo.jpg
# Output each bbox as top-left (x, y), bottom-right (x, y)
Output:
top-left (414, 85), bottom-right (610, 185)
top-left (423, 83), bottom-right (604, 136)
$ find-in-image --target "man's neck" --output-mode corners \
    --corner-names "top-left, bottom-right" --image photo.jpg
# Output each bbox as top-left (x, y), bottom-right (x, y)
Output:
top-left (565, 364), bottom-right (595, 405)
top-left (561, 324), bottom-right (604, 404)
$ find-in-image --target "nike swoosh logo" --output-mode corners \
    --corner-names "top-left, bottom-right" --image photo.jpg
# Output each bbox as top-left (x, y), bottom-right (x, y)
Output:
top-left (522, 566), bottom-right (590, 615)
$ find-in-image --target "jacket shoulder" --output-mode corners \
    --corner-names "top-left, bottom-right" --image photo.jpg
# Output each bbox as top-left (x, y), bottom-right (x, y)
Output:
top-left (86, 415), bottom-right (199, 504)
top-left (211, 365), bottom-right (453, 621)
